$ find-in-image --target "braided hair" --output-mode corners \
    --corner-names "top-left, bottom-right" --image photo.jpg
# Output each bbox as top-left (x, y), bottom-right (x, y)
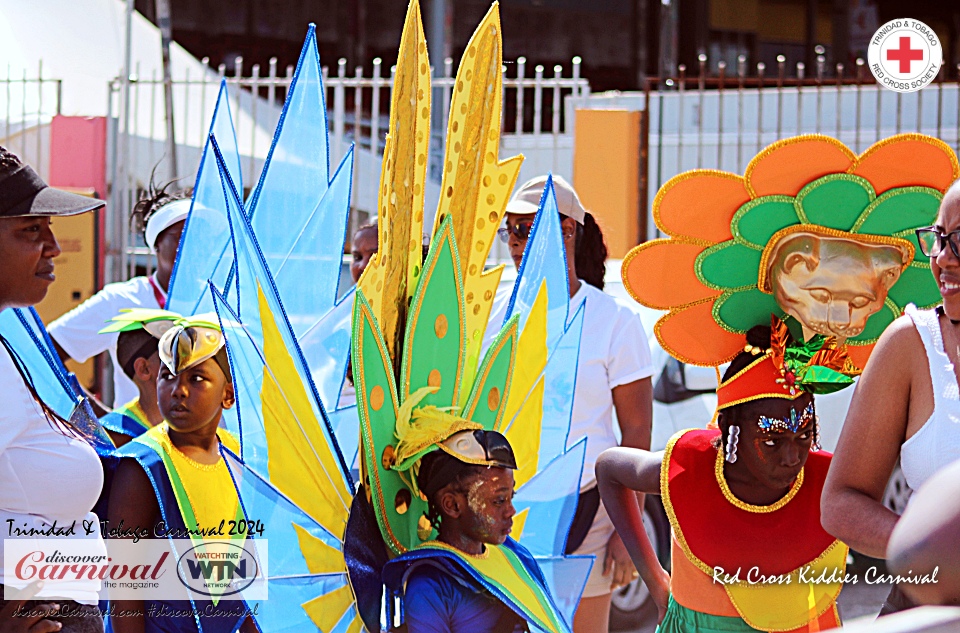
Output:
top-left (417, 449), bottom-right (483, 532)
top-left (574, 212), bottom-right (607, 290)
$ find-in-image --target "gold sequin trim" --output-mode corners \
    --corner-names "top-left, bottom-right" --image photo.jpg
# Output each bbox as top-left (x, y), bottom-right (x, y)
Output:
top-left (621, 237), bottom-right (720, 310)
top-left (650, 297), bottom-right (744, 368)
top-left (652, 169), bottom-right (746, 241)
top-left (742, 134), bottom-right (856, 199)
top-left (354, 296), bottom-right (407, 555)
top-left (849, 185), bottom-right (943, 233)
top-left (464, 317), bottom-right (517, 428)
top-left (714, 448), bottom-right (804, 513)
top-left (660, 429), bottom-right (838, 590)
top-left (418, 539), bottom-right (490, 559)
top-left (722, 539), bottom-right (849, 632)
top-left (728, 194), bottom-right (797, 249)
top-left (852, 133), bottom-right (960, 184)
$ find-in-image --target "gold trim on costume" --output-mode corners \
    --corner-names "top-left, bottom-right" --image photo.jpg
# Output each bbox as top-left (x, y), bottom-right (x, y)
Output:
top-left (661, 430), bottom-right (847, 631)
top-left (713, 449), bottom-right (804, 513)
top-left (651, 169), bottom-right (744, 244)
top-left (742, 134), bottom-right (856, 199)
top-left (419, 539), bottom-right (490, 560)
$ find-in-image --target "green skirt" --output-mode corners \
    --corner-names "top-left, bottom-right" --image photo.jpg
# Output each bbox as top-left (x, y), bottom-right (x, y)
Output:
top-left (656, 596), bottom-right (761, 633)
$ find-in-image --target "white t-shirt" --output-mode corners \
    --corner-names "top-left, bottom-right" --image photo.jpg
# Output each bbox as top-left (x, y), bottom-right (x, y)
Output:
top-left (0, 344), bottom-right (105, 599)
top-left (48, 275), bottom-right (164, 406)
top-left (486, 280), bottom-right (655, 490)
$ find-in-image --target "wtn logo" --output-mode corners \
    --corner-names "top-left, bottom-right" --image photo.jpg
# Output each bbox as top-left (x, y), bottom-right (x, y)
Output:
top-left (185, 558), bottom-right (248, 581)
top-left (176, 542), bottom-right (261, 597)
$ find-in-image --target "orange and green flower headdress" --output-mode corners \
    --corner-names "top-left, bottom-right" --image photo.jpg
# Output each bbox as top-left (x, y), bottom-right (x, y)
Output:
top-left (624, 134), bottom-right (959, 373)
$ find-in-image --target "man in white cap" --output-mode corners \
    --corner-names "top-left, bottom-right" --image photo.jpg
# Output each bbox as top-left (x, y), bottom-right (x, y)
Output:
top-left (48, 189), bottom-right (190, 408)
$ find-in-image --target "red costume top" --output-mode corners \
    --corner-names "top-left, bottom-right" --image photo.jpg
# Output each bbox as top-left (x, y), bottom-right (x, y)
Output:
top-left (662, 429), bottom-right (846, 632)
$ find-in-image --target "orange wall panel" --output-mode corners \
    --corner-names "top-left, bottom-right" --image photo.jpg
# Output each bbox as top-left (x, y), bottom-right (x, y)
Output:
top-left (573, 109), bottom-right (642, 259)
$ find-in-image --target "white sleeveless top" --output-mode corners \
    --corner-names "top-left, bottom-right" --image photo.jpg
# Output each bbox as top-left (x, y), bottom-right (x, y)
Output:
top-left (901, 305), bottom-right (960, 492)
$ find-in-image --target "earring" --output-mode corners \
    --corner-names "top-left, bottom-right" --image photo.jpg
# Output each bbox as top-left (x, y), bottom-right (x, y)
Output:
top-left (725, 425), bottom-right (740, 463)
top-left (811, 416), bottom-right (822, 452)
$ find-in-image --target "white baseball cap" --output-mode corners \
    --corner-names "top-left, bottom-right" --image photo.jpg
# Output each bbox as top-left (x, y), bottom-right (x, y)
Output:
top-left (505, 175), bottom-right (586, 224)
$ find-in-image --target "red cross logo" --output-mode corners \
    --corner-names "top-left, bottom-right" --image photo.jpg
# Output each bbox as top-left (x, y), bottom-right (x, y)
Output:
top-left (886, 36), bottom-right (924, 73)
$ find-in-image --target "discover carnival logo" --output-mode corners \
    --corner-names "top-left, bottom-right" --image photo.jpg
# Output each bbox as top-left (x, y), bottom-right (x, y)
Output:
top-left (3, 538), bottom-right (268, 601)
top-left (868, 18), bottom-right (942, 93)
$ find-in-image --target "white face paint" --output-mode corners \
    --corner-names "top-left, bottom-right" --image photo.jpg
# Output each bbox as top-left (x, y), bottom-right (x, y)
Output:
top-left (460, 468), bottom-right (516, 546)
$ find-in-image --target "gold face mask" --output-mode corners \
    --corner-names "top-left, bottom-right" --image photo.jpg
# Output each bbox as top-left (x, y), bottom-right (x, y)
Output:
top-left (156, 315), bottom-right (228, 378)
top-left (762, 229), bottom-right (913, 342)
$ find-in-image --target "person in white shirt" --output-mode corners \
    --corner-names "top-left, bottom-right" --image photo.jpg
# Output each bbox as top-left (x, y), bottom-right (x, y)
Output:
top-left (490, 175), bottom-right (655, 633)
top-left (47, 181), bottom-right (189, 407)
top-left (0, 145), bottom-right (107, 632)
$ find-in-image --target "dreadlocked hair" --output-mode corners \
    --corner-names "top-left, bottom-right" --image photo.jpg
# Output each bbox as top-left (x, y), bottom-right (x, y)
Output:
top-left (129, 163), bottom-right (190, 239)
top-left (417, 449), bottom-right (484, 532)
top-left (574, 211), bottom-right (607, 290)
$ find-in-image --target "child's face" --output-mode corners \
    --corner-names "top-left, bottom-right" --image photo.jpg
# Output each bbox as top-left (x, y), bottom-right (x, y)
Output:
top-left (157, 357), bottom-right (234, 433)
top-left (455, 467), bottom-right (516, 546)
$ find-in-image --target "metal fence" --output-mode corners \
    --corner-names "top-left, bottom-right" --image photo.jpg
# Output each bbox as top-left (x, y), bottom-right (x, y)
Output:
top-left (0, 63), bottom-right (62, 180)
top-left (577, 55), bottom-right (960, 242)
top-left (106, 54), bottom-right (590, 282)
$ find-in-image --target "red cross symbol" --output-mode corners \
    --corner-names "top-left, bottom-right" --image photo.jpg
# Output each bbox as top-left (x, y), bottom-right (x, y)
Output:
top-left (886, 36), bottom-right (924, 73)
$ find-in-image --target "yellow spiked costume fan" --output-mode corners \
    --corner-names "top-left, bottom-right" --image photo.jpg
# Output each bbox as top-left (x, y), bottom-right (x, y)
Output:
top-left (352, 2), bottom-right (573, 631)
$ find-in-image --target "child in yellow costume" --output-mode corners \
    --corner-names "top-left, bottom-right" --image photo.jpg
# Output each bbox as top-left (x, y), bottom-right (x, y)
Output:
top-left (107, 313), bottom-right (255, 633)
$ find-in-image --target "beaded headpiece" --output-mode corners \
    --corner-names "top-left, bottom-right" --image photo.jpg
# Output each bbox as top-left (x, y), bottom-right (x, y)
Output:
top-left (716, 315), bottom-right (857, 410)
top-left (758, 402), bottom-right (816, 434)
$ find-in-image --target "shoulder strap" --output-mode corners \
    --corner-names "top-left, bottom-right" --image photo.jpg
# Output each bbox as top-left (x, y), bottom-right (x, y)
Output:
top-left (906, 305), bottom-right (952, 403)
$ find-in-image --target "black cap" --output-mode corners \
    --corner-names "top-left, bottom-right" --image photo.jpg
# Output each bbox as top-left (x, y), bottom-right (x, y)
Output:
top-left (0, 147), bottom-right (105, 218)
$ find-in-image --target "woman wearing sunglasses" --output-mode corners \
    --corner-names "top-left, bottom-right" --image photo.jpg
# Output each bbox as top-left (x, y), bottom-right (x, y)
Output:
top-left (822, 179), bottom-right (960, 613)
top-left (492, 175), bottom-right (655, 633)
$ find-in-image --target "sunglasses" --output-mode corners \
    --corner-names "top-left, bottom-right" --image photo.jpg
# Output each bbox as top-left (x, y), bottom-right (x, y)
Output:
top-left (497, 219), bottom-right (534, 243)
top-left (916, 226), bottom-right (960, 259)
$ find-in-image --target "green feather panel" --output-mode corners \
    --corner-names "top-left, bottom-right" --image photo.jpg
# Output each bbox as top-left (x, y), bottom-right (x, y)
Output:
top-left (463, 313), bottom-right (519, 430)
top-left (352, 289), bottom-right (425, 555)
top-left (400, 217), bottom-right (466, 409)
